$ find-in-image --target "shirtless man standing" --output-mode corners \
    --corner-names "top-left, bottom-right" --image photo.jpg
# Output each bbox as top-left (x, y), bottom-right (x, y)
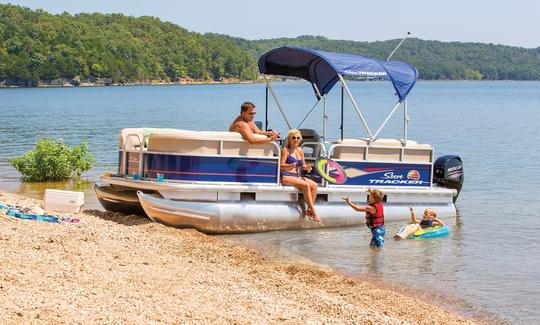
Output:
top-left (229, 102), bottom-right (279, 144)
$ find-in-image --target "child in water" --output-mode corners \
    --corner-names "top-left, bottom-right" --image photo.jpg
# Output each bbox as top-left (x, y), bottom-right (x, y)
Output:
top-left (394, 207), bottom-right (445, 239)
top-left (342, 188), bottom-right (385, 248)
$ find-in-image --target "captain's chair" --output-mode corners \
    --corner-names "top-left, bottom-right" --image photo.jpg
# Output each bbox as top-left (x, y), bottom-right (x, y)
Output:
top-left (299, 129), bottom-right (322, 159)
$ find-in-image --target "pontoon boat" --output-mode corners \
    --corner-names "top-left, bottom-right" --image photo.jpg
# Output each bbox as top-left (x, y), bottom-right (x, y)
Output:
top-left (95, 47), bottom-right (464, 233)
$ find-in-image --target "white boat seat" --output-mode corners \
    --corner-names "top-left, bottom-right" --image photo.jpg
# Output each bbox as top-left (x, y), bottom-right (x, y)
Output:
top-left (331, 138), bottom-right (433, 163)
top-left (119, 128), bottom-right (144, 150)
top-left (302, 144), bottom-right (320, 159)
top-left (332, 138), bottom-right (369, 160)
top-left (146, 130), bottom-right (277, 157)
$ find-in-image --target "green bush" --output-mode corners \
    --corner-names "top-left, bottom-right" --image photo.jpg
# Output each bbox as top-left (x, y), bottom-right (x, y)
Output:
top-left (9, 138), bottom-right (95, 182)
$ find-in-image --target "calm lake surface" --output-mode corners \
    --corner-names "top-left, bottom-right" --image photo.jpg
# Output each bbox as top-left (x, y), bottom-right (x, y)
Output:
top-left (1, 81), bottom-right (539, 323)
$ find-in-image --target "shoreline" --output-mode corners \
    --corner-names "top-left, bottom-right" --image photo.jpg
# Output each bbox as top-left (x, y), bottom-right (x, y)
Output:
top-left (0, 190), bottom-right (477, 324)
top-left (0, 78), bottom-right (260, 88)
top-left (0, 78), bottom-right (536, 89)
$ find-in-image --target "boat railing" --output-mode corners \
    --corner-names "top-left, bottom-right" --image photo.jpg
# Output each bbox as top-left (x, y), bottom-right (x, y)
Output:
top-left (121, 133), bottom-right (144, 177)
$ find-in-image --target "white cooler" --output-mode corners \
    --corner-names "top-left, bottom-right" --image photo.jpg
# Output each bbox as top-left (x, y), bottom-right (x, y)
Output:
top-left (44, 189), bottom-right (85, 213)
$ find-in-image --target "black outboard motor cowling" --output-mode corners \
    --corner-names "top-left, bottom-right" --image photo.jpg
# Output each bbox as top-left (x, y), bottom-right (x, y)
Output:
top-left (433, 155), bottom-right (464, 202)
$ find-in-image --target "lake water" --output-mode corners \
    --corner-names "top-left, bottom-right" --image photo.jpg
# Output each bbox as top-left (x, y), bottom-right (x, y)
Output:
top-left (1, 81), bottom-right (539, 324)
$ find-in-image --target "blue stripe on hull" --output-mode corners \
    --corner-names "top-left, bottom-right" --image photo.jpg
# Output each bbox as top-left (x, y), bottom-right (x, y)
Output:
top-left (336, 161), bottom-right (432, 187)
top-left (144, 154), bottom-right (279, 183)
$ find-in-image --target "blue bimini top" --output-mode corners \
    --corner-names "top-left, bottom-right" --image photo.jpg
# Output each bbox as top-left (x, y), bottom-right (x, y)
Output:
top-left (258, 46), bottom-right (418, 102)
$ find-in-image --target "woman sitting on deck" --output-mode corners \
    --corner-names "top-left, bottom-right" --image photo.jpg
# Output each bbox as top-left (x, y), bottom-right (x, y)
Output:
top-left (280, 130), bottom-right (320, 223)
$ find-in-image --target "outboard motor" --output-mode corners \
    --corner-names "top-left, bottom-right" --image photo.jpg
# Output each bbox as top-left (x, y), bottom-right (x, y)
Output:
top-left (433, 155), bottom-right (464, 202)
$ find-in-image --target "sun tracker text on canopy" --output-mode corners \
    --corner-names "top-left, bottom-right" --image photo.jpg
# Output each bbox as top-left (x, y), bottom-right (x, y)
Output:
top-left (258, 46), bottom-right (418, 102)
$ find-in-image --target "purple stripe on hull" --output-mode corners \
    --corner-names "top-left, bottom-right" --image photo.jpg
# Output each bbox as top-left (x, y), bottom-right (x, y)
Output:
top-left (143, 154), bottom-right (279, 183)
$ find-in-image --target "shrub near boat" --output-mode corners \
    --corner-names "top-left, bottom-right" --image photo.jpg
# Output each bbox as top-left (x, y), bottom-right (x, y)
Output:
top-left (9, 138), bottom-right (94, 182)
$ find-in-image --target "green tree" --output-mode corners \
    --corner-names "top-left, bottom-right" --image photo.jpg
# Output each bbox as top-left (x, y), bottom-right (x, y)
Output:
top-left (1, 3), bottom-right (539, 84)
top-left (9, 139), bottom-right (95, 182)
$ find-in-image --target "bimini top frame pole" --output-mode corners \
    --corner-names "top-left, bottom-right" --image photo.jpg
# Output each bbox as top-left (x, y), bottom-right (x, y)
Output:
top-left (387, 32), bottom-right (411, 61)
top-left (296, 92), bottom-right (322, 130)
top-left (338, 75), bottom-right (373, 138)
top-left (370, 100), bottom-right (402, 141)
top-left (313, 83), bottom-right (328, 142)
top-left (263, 75), bottom-right (292, 130)
top-left (296, 83), bottom-right (324, 138)
top-left (338, 75), bottom-right (408, 143)
top-left (265, 82), bottom-right (269, 131)
top-left (264, 78), bottom-right (327, 138)
top-left (263, 77), bottom-right (329, 133)
top-left (403, 98), bottom-right (409, 143)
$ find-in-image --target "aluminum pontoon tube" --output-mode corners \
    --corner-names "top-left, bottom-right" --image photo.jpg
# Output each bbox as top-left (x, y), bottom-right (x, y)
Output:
top-left (137, 191), bottom-right (456, 234)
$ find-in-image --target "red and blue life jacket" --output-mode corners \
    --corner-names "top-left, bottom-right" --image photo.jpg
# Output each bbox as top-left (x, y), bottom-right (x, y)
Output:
top-left (366, 202), bottom-right (384, 227)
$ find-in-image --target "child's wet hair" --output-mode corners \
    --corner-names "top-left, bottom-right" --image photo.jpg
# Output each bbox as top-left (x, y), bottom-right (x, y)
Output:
top-left (369, 189), bottom-right (384, 202)
top-left (425, 208), bottom-right (438, 218)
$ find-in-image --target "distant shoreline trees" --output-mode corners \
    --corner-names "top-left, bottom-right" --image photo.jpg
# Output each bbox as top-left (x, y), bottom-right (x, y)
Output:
top-left (0, 4), bottom-right (257, 87)
top-left (1, 4), bottom-right (539, 87)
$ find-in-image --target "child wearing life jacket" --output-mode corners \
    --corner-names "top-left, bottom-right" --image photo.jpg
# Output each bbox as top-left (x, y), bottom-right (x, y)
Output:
top-left (342, 188), bottom-right (385, 248)
top-left (394, 207), bottom-right (444, 239)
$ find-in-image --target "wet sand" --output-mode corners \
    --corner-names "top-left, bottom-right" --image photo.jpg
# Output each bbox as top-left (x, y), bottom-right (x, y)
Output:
top-left (0, 191), bottom-right (476, 324)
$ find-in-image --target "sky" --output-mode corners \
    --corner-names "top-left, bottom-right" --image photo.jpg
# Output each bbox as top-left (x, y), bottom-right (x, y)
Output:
top-left (1, 0), bottom-right (539, 48)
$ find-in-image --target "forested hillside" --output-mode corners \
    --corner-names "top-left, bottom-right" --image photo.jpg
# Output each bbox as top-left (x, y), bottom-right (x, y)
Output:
top-left (0, 4), bottom-right (256, 86)
top-left (1, 4), bottom-right (539, 87)
top-left (214, 34), bottom-right (540, 80)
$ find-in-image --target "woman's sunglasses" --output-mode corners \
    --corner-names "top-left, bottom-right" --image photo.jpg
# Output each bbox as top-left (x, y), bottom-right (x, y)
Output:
top-left (291, 136), bottom-right (301, 140)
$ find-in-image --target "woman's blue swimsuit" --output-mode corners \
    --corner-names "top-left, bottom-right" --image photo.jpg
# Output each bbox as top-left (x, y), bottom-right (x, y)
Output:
top-left (282, 151), bottom-right (303, 177)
